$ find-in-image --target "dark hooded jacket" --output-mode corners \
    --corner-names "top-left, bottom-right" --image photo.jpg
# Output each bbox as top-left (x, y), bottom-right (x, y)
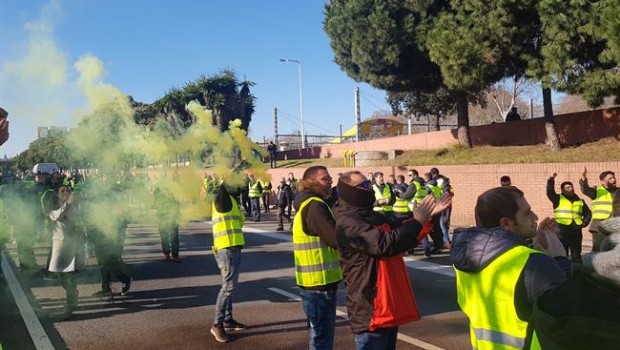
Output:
top-left (292, 189), bottom-right (339, 291)
top-left (333, 197), bottom-right (423, 334)
top-left (451, 227), bottom-right (572, 322)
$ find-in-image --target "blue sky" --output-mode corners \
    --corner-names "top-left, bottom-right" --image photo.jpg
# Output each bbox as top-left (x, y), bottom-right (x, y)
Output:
top-left (0, 0), bottom-right (391, 157)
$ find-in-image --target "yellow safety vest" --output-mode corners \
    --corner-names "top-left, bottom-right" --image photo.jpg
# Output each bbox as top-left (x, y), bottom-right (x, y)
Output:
top-left (456, 245), bottom-right (539, 350)
top-left (591, 186), bottom-right (613, 220)
top-left (408, 181), bottom-right (426, 211)
top-left (212, 196), bottom-right (245, 250)
top-left (427, 184), bottom-right (443, 199)
top-left (260, 180), bottom-right (271, 195)
top-left (393, 196), bottom-right (411, 213)
top-left (373, 184), bottom-right (393, 212)
top-left (248, 180), bottom-right (262, 198)
top-left (292, 197), bottom-right (342, 287)
top-left (553, 195), bottom-right (584, 225)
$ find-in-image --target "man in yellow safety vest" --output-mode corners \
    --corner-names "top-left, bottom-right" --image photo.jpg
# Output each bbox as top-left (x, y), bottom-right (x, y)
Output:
top-left (210, 183), bottom-right (248, 343)
top-left (547, 173), bottom-right (591, 263)
top-left (579, 167), bottom-right (617, 251)
top-left (292, 166), bottom-right (342, 349)
top-left (372, 172), bottom-right (394, 214)
top-left (247, 174), bottom-right (263, 222)
top-left (452, 186), bottom-right (571, 350)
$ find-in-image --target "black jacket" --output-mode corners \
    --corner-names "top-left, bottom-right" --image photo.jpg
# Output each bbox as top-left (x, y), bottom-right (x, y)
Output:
top-left (451, 227), bottom-right (572, 322)
top-left (333, 199), bottom-right (423, 334)
top-left (531, 267), bottom-right (620, 350)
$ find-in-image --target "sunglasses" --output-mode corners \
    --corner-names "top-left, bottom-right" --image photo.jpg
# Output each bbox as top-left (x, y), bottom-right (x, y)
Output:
top-left (356, 180), bottom-right (372, 190)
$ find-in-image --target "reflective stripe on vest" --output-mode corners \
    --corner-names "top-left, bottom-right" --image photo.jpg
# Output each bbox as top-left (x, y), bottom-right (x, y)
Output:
top-left (212, 196), bottom-right (245, 250)
top-left (248, 181), bottom-right (261, 198)
top-left (553, 195), bottom-right (584, 225)
top-left (456, 245), bottom-right (538, 350)
top-left (592, 186), bottom-right (613, 220)
top-left (373, 184), bottom-right (393, 212)
top-left (393, 196), bottom-right (411, 213)
top-left (292, 197), bottom-right (342, 287)
top-left (408, 181), bottom-right (425, 211)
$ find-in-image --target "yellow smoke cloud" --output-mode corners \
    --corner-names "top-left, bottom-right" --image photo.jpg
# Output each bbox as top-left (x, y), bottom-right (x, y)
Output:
top-left (2, 0), bottom-right (269, 239)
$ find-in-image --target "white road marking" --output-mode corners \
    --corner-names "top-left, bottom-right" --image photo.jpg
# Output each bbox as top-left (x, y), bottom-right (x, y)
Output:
top-left (246, 226), bottom-right (455, 278)
top-left (1, 252), bottom-right (55, 350)
top-left (403, 257), bottom-right (456, 278)
top-left (268, 287), bottom-right (446, 350)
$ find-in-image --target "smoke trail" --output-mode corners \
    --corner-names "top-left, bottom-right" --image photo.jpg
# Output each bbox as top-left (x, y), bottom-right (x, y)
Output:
top-left (2, 0), bottom-right (268, 241)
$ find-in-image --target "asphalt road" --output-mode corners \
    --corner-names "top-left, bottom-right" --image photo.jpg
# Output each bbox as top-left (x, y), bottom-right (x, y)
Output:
top-left (2, 212), bottom-right (539, 350)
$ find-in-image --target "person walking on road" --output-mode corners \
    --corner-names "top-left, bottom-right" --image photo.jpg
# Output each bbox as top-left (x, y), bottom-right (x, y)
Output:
top-left (276, 177), bottom-right (293, 231)
top-left (267, 141), bottom-right (278, 168)
top-left (154, 180), bottom-right (181, 262)
top-left (210, 184), bottom-right (248, 343)
top-left (334, 171), bottom-right (450, 350)
top-left (451, 186), bottom-right (572, 350)
top-left (292, 166), bottom-right (342, 350)
top-left (547, 173), bottom-right (591, 263)
top-left (83, 180), bottom-right (132, 298)
top-left (579, 167), bottom-right (618, 251)
top-left (47, 185), bottom-right (84, 320)
top-left (247, 174), bottom-right (262, 222)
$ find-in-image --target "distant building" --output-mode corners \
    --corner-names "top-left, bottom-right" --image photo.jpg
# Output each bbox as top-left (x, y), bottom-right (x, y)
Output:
top-left (37, 126), bottom-right (69, 139)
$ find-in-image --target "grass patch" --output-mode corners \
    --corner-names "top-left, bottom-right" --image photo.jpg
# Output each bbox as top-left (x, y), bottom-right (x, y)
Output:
top-left (275, 137), bottom-right (620, 168)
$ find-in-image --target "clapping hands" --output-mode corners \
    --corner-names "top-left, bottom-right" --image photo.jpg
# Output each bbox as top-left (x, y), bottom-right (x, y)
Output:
top-left (413, 192), bottom-right (452, 224)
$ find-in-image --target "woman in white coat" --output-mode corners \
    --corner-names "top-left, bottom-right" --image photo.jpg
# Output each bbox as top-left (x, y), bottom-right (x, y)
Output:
top-left (47, 185), bottom-right (84, 320)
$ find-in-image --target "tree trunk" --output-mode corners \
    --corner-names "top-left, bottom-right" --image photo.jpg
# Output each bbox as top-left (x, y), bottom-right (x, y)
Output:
top-left (456, 91), bottom-right (472, 148)
top-left (542, 87), bottom-right (561, 151)
top-left (434, 114), bottom-right (440, 131)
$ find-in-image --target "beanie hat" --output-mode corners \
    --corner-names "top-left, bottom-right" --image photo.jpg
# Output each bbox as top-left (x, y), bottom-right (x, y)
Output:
top-left (582, 218), bottom-right (620, 287)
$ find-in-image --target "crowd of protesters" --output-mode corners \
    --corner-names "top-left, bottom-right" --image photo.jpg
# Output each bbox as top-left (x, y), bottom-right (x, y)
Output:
top-left (2, 163), bottom-right (619, 349)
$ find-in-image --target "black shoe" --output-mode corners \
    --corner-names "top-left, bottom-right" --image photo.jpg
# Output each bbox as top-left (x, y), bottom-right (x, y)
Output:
top-left (121, 278), bottom-right (132, 296)
top-left (224, 319), bottom-right (248, 331)
top-left (92, 289), bottom-right (112, 297)
top-left (210, 324), bottom-right (229, 343)
top-left (62, 304), bottom-right (77, 321)
top-left (276, 227), bottom-right (284, 231)
top-left (43, 271), bottom-right (59, 281)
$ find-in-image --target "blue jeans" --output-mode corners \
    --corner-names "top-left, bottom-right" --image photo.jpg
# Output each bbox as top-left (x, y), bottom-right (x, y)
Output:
top-left (250, 197), bottom-right (261, 221)
top-left (300, 288), bottom-right (337, 350)
top-left (440, 207), bottom-right (452, 244)
top-left (213, 246), bottom-right (241, 325)
top-left (355, 327), bottom-right (399, 350)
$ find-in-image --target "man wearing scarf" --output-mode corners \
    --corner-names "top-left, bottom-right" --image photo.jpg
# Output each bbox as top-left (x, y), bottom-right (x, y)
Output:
top-left (334, 171), bottom-right (449, 350)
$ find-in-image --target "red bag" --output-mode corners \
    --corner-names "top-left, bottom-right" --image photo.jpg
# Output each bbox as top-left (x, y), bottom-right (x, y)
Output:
top-left (369, 224), bottom-right (421, 331)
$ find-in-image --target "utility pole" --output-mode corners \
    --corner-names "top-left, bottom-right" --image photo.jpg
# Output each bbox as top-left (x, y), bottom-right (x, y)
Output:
top-left (355, 87), bottom-right (361, 142)
top-left (274, 107), bottom-right (279, 145)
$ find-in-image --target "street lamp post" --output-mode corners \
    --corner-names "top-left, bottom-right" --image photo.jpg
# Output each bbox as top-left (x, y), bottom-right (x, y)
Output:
top-left (279, 58), bottom-right (305, 149)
